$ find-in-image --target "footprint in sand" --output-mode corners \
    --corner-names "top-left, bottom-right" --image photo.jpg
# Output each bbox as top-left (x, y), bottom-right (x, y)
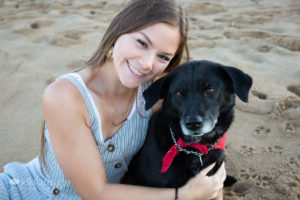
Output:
top-left (12, 20), bottom-right (54, 35)
top-left (188, 40), bottom-right (217, 49)
top-left (214, 13), bottom-right (273, 26)
top-left (287, 85), bottom-right (300, 97)
top-left (39, 71), bottom-right (55, 85)
top-left (30, 22), bottom-right (41, 29)
top-left (67, 60), bottom-right (85, 70)
top-left (239, 168), bottom-right (273, 189)
top-left (252, 90), bottom-right (268, 100)
top-left (258, 45), bottom-right (273, 52)
top-left (239, 168), bottom-right (255, 180)
top-left (253, 174), bottom-right (273, 189)
top-left (223, 30), bottom-right (273, 40)
top-left (281, 120), bottom-right (300, 136)
top-left (287, 156), bottom-right (300, 168)
top-left (273, 96), bottom-right (300, 120)
top-left (186, 2), bottom-right (227, 15)
top-left (277, 97), bottom-right (300, 110)
top-left (12, 24), bottom-right (34, 34)
top-left (223, 30), bottom-right (300, 52)
top-left (50, 35), bottom-right (78, 47)
top-left (231, 182), bottom-right (251, 196)
top-left (236, 90), bottom-right (273, 115)
top-left (89, 10), bottom-right (96, 15)
top-left (239, 145), bottom-right (257, 156)
top-left (254, 125), bottom-right (271, 136)
top-left (63, 29), bottom-right (92, 41)
top-left (273, 36), bottom-right (300, 52)
top-left (30, 20), bottom-right (54, 30)
top-left (50, 29), bottom-right (95, 47)
top-left (265, 145), bottom-right (284, 155)
top-left (31, 20), bottom-right (54, 30)
top-left (223, 182), bottom-right (251, 198)
top-left (225, 144), bottom-right (232, 151)
top-left (0, 51), bottom-right (23, 76)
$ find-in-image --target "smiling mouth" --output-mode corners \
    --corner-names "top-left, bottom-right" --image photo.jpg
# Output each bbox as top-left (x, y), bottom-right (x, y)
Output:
top-left (127, 61), bottom-right (144, 77)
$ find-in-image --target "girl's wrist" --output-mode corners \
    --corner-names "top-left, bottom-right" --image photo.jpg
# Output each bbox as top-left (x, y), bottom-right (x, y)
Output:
top-left (177, 186), bottom-right (186, 200)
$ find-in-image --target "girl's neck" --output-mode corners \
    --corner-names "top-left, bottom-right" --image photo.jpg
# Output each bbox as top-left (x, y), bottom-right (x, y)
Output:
top-left (84, 60), bottom-right (136, 99)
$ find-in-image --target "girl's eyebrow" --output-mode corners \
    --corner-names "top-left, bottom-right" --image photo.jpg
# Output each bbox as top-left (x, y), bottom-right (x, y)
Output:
top-left (139, 31), bottom-right (153, 46)
top-left (138, 31), bottom-right (174, 57)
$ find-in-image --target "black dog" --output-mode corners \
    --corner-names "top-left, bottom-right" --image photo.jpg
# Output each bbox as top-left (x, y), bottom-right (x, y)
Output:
top-left (121, 60), bottom-right (252, 188)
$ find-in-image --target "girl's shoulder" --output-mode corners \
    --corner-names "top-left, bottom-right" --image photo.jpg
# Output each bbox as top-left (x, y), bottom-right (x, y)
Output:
top-left (42, 77), bottom-right (90, 126)
top-left (43, 77), bottom-right (81, 106)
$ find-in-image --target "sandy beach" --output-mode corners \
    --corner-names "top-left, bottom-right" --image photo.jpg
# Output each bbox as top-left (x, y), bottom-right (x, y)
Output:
top-left (0, 0), bottom-right (300, 199)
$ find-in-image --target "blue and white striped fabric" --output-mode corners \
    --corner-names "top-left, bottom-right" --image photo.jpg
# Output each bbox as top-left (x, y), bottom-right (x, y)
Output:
top-left (0, 73), bottom-right (152, 199)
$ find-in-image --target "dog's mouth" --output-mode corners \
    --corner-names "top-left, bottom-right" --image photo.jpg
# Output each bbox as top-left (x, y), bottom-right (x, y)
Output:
top-left (179, 117), bottom-right (217, 143)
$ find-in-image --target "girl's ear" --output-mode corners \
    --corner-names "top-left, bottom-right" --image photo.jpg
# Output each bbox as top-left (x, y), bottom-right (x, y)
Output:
top-left (143, 73), bottom-right (176, 110)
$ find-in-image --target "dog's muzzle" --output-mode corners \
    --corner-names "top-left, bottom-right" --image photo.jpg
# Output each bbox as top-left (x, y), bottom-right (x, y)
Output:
top-left (180, 115), bottom-right (217, 136)
top-left (184, 116), bottom-right (203, 131)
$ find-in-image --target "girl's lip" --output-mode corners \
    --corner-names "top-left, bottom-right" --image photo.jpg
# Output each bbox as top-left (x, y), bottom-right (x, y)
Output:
top-left (127, 61), bottom-right (145, 79)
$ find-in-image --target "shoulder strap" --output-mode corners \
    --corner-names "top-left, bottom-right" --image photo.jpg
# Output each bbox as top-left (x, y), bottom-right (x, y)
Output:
top-left (57, 73), bottom-right (102, 139)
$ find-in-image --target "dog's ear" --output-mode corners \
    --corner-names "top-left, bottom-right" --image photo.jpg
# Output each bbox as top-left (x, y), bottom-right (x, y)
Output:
top-left (143, 74), bottom-right (176, 110)
top-left (221, 66), bottom-right (253, 102)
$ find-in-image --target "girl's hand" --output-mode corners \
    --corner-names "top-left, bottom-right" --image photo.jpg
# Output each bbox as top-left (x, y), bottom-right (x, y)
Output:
top-left (179, 162), bottom-right (226, 200)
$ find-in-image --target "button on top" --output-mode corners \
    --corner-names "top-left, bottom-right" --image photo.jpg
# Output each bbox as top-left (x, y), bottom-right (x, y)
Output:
top-left (53, 188), bottom-right (60, 195)
top-left (114, 162), bottom-right (122, 169)
top-left (107, 144), bottom-right (115, 152)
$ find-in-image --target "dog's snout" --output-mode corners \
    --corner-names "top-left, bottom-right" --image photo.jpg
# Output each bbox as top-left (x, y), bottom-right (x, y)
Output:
top-left (184, 116), bottom-right (203, 131)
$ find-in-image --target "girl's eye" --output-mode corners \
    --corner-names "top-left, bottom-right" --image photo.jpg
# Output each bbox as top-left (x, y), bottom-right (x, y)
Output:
top-left (205, 88), bottom-right (215, 95)
top-left (159, 55), bottom-right (170, 62)
top-left (137, 39), bottom-right (148, 48)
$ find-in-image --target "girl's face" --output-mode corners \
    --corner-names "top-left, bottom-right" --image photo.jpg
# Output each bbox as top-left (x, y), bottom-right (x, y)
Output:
top-left (112, 22), bottom-right (180, 88)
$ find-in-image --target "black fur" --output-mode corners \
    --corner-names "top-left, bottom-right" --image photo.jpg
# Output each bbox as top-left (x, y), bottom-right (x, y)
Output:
top-left (121, 60), bottom-right (252, 188)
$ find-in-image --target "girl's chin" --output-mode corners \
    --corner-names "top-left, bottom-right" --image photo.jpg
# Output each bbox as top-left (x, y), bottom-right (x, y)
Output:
top-left (120, 78), bottom-right (142, 88)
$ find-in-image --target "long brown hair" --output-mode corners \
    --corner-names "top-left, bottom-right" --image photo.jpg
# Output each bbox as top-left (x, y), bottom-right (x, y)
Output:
top-left (86, 0), bottom-right (189, 72)
top-left (40, 0), bottom-right (189, 169)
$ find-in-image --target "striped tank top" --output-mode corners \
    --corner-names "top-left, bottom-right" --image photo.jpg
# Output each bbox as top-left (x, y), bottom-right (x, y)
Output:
top-left (0, 73), bottom-right (152, 199)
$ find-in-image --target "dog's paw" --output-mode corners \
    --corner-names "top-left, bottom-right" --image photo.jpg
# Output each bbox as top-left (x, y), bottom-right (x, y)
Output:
top-left (224, 175), bottom-right (237, 187)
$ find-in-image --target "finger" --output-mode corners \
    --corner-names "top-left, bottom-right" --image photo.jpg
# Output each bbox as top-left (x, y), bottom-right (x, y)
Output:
top-left (218, 183), bottom-right (224, 191)
top-left (210, 192), bottom-right (219, 199)
top-left (200, 162), bottom-right (216, 175)
top-left (221, 168), bottom-right (226, 182)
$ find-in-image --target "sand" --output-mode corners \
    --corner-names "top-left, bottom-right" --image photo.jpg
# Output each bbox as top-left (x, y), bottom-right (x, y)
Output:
top-left (0, 0), bottom-right (299, 199)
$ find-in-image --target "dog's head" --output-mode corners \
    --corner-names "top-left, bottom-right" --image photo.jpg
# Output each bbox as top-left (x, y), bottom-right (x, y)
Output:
top-left (143, 60), bottom-right (252, 144)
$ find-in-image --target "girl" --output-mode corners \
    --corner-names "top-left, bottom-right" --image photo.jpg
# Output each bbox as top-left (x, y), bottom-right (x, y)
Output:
top-left (0, 0), bottom-right (226, 199)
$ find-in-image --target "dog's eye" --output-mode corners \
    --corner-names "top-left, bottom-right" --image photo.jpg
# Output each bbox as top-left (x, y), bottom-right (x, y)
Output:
top-left (175, 91), bottom-right (183, 97)
top-left (205, 88), bottom-right (215, 95)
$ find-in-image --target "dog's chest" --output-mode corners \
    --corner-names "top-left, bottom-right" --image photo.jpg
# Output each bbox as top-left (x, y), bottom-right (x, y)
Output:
top-left (171, 151), bottom-right (203, 175)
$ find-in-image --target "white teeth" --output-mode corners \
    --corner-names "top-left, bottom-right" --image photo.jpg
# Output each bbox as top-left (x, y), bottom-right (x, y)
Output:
top-left (128, 61), bottom-right (143, 76)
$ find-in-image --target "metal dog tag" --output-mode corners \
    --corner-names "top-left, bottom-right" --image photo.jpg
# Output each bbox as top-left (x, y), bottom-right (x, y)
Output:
top-left (199, 155), bottom-right (203, 166)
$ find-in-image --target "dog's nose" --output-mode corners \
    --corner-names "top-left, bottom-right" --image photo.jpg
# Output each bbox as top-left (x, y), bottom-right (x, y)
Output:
top-left (184, 116), bottom-right (202, 131)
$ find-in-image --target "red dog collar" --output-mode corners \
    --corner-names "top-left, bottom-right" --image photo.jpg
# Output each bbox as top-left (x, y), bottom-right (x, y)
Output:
top-left (161, 133), bottom-right (226, 173)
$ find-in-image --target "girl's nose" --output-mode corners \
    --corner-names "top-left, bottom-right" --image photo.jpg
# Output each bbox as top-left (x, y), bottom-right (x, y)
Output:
top-left (139, 52), bottom-right (155, 72)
